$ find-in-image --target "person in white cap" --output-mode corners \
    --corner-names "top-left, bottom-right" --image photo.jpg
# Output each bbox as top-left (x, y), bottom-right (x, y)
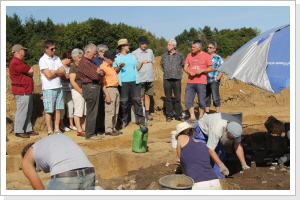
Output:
top-left (176, 122), bottom-right (222, 190)
top-left (193, 112), bottom-right (250, 178)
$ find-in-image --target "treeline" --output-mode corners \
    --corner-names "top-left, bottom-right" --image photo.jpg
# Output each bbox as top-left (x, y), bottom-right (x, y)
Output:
top-left (6, 13), bottom-right (260, 66)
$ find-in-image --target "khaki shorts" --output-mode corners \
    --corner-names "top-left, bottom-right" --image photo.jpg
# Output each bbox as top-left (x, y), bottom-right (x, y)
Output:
top-left (140, 82), bottom-right (154, 96)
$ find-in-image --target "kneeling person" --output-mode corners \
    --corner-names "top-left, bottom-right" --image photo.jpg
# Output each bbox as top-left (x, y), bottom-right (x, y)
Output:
top-left (21, 134), bottom-right (95, 190)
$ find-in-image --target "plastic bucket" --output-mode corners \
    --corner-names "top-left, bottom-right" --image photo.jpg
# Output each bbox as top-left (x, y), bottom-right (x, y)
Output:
top-left (159, 174), bottom-right (194, 190)
top-left (228, 112), bottom-right (243, 124)
top-left (171, 131), bottom-right (177, 148)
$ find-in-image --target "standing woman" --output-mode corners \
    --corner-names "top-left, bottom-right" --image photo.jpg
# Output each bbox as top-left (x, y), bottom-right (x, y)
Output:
top-left (69, 48), bottom-right (86, 137)
top-left (176, 122), bottom-right (222, 190)
top-left (113, 38), bottom-right (147, 129)
top-left (59, 50), bottom-right (76, 132)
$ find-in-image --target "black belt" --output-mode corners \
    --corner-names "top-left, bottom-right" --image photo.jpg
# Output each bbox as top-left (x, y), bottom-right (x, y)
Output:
top-left (83, 82), bottom-right (100, 85)
top-left (106, 86), bottom-right (118, 88)
top-left (51, 167), bottom-right (95, 179)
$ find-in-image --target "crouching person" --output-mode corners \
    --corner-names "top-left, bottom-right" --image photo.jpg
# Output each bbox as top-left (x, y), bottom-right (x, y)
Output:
top-left (176, 122), bottom-right (222, 190)
top-left (21, 134), bottom-right (95, 190)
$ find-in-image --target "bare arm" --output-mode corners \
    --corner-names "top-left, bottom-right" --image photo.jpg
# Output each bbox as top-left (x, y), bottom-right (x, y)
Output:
top-left (183, 63), bottom-right (195, 76)
top-left (27, 67), bottom-right (34, 77)
top-left (102, 83), bottom-right (112, 104)
top-left (196, 65), bottom-right (213, 75)
top-left (234, 142), bottom-right (246, 163)
top-left (114, 63), bottom-right (125, 73)
top-left (42, 66), bottom-right (65, 79)
top-left (136, 60), bottom-right (150, 71)
top-left (21, 148), bottom-right (45, 190)
top-left (69, 73), bottom-right (82, 95)
top-left (208, 148), bottom-right (223, 165)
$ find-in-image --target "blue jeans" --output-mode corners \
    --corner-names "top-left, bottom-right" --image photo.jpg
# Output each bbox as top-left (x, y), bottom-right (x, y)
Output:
top-left (193, 121), bottom-right (226, 179)
top-left (184, 83), bottom-right (206, 109)
top-left (45, 172), bottom-right (95, 190)
top-left (204, 81), bottom-right (221, 107)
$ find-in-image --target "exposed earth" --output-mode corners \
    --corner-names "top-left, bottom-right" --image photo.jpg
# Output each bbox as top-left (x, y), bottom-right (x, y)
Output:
top-left (5, 57), bottom-right (291, 191)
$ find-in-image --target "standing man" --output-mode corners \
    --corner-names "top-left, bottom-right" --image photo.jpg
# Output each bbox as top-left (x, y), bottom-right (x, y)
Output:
top-left (9, 44), bottom-right (39, 138)
top-left (100, 50), bottom-right (122, 136)
top-left (160, 39), bottom-right (185, 122)
top-left (193, 112), bottom-right (250, 178)
top-left (132, 36), bottom-right (155, 121)
top-left (93, 44), bottom-right (109, 67)
top-left (184, 40), bottom-right (213, 122)
top-left (77, 43), bottom-right (106, 140)
top-left (205, 42), bottom-right (224, 113)
top-left (39, 40), bottom-right (66, 136)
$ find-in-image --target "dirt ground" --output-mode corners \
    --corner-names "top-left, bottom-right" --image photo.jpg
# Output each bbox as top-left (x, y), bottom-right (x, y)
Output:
top-left (5, 56), bottom-right (291, 191)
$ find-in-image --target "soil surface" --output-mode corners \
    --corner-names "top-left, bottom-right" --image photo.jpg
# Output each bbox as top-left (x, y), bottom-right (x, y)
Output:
top-left (5, 57), bottom-right (291, 191)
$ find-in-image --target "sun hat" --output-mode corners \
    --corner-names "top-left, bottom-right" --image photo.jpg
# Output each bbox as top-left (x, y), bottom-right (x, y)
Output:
top-left (176, 122), bottom-right (192, 138)
top-left (227, 121), bottom-right (242, 138)
top-left (138, 36), bottom-right (148, 44)
top-left (117, 39), bottom-right (129, 47)
top-left (12, 44), bottom-right (27, 53)
top-left (103, 50), bottom-right (116, 59)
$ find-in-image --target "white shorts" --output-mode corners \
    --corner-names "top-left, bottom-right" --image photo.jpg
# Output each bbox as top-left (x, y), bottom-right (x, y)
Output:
top-left (192, 179), bottom-right (222, 190)
top-left (71, 89), bottom-right (86, 117)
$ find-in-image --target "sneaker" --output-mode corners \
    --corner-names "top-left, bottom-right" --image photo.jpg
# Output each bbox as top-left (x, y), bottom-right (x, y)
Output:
top-left (48, 131), bottom-right (54, 136)
top-left (86, 135), bottom-right (104, 140)
top-left (69, 126), bottom-right (78, 131)
top-left (60, 127), bottom-right (70, 132)
top-left (105, 132), bottom-right (119, 136)
top-left (146, 115), bottom-right (153, 121)
top-left (15, 133), bottom-right (30, 138)
top-left (54, 129), bottom-right (62, 134)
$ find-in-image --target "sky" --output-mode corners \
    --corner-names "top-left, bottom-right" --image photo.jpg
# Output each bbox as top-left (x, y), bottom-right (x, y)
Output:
top-left (4, 1), bottom-right (291, 40)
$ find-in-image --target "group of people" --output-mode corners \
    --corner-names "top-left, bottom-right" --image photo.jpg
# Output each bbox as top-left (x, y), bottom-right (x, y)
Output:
top-left (9, 37), bottom-right (290, 190)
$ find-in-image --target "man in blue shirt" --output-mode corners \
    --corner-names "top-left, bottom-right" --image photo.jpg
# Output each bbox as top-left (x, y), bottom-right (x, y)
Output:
top-left (204, 41), bottom-right (224, 113)
top-left (93, 44), bottom-right (109, 67)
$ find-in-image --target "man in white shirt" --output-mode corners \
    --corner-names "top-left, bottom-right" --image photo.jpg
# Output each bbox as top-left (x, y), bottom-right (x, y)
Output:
top-left (39, 40), bottom-right (66, 135)
top-left (193, 112), bottom-right (250, 178)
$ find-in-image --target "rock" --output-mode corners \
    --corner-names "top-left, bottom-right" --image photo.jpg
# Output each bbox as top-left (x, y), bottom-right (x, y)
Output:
top-left (280, 168), bottom-right (286, 171)
top-left (261, 181), bottom-right (267, 184)
top-left (270, 166), bottom-right (276, 170)
top-left (147, 181), bottom-right (160, 190)
top-left (117, 185), bottom-right (125, 190)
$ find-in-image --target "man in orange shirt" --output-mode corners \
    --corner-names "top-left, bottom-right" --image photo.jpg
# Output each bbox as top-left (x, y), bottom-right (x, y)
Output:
top-left (184, 40), bottom-right (213, 122)
top-left (100, 50), bottom-right (122, 136)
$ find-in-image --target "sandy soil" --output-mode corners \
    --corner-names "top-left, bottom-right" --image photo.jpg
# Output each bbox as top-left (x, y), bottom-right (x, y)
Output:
top-left (5, 57), bottom-right (291, 191)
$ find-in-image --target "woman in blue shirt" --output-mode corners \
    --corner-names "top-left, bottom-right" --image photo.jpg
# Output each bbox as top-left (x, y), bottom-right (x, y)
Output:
top-left (113, 38), bottom-right (147, 129)
top-left (176, 122), bottom-right (222, 190)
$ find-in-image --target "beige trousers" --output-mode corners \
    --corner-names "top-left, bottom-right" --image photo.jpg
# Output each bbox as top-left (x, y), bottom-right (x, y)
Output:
top-left (192, 179), bottom-right (222, 190)
top-left (105, 88), bottom-right (120, 132)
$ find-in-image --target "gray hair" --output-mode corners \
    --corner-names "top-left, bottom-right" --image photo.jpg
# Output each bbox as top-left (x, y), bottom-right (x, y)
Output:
top-left (192, 40), bottom-right (202, 48)
top-left (208, 41), bottom-right (217, 49)
top-left (96, 44), bottom-right (109, 52)
top-left (168, 39), bottom-right (177, 47)
top-left (84, 43), bottom-right (96, 54)
top-left (71, 48), bottom-right (84, 59)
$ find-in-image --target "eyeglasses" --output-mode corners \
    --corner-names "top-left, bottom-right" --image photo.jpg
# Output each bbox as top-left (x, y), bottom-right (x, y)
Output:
top-left (50, 47), bottom-right (56, 51)
top-left (207, 47), bottom-right (215, 49)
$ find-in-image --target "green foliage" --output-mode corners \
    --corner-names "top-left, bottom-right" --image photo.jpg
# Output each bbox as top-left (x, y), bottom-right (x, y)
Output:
top-left (6, 13), bottom-right (260, 66)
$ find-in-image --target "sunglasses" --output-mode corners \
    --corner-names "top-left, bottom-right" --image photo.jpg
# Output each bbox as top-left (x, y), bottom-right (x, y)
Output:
top-left (207, 47), bottom-right (215, 49)
top-left (50, 47), bottom-right (56, 51)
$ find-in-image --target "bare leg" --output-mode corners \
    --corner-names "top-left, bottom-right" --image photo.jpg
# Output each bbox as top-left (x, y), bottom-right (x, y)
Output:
top-left (199, 107), bottom-right (205, 118)
top-left (45, 113), bottom-right (53, 133)
top-left (205, 107), bottom-right (210, 113)
top-left (54, 109), bottom-right (61, 131)
top-left (81, 116), bottom-right (86, 131)
top-left (144, 94), bottom-right (150, 111)
top-left (74, 115), bottom-right (82, 132)
top-left (216, 107), bottom-right (220, 112)
top-left (69, 117), bottom-right (75, 127)
top-left (188, 107), bottom-right (196, 120)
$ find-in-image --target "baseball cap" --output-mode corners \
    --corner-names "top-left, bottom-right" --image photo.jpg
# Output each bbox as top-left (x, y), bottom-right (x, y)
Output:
top-left (227, 121), bottom-right (242, 138)
top-left (104, 50), bottom-right (116, 59)
top-left (12, 44), bottom-right (27, 53)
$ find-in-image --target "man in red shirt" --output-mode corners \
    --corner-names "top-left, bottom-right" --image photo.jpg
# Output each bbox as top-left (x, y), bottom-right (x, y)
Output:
top-left (184, 40), bottom-right (213, 122)
top-left (9, 44), bottom-right (39, 138)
